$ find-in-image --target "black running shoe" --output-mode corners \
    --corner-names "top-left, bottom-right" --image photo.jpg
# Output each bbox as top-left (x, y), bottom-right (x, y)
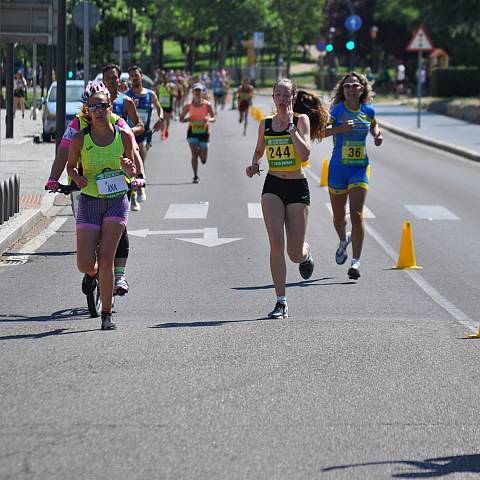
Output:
top-left (348, 260), bottom-right (361, 280)
top-left (299, 243), bottom-right (314, 280)
top-left (193, 176), bottom-right (199, 184)
top-left (268, 301), bottom-right (288, 319)
top-left (82, 273), bottom-right (97, 295)
top-left (101, 312), bottom-right (116, 330)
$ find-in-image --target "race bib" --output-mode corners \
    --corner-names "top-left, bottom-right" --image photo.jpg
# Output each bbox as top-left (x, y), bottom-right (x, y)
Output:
top-left (160, 96), bottom-right (170, 106)
top-left (138, 110), bottom-right (150, 123)
top-left (266, 137), bottom-right (296, 169)
top-left (341, 141), bottom-right (367, 165)
top-left (96, 170), bottom-right (127, 198)
top-left (192, 120), bottom-right (207, 134)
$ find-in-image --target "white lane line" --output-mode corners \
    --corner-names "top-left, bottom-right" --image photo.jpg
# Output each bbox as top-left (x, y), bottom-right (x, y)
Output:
top-left (248, 203), bottom-right (263, 219)
top-left (325, 202), bottom-right (376, 219)
top-left (164, 202), bottom-right (209, 219)
top-left (305, 168), bottom-right (478, 333)
top-left (405, 205), bottom-right (461, 221)
top-left (1, 217), bottom-right (68, 265)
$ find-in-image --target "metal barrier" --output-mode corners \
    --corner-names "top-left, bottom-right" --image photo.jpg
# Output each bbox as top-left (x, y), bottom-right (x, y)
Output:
top-left (0, 174), bottom-right (20, 225)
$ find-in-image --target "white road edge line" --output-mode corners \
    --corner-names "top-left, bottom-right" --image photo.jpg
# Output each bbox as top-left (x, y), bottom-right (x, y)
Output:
top-left (305, 168), bottom-right (479, 334)
top-left (5, 217), bottom-right (68, 262)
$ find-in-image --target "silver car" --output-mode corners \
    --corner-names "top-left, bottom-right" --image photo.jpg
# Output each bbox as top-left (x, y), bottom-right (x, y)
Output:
top-left (42, 80), bottom-right (84, 142)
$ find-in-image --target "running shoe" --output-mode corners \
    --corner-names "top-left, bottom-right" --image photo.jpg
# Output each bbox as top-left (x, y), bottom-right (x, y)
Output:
top-left (348, 259), bottom-right (361, 280)
top-left (335, 232), bottom-right (352, 265)
top-left (101, 312), bottom-right (117, 330)
top-left (137, 187), bottom-right (147, 203)
top-left (299, 242), bottom-right (314, 280)
top-left (193, 176), bottom-right (199, 184)
top-left (82, 273), bottom-right (97, 295)
top-left (165, 129), bottom-right (169, 139)
top-left (130, 193), bottom-right (141, 211)
top-left (268, 301), bottom-right (288, 319)
top-left (114, 276), bottom-right (129, 296)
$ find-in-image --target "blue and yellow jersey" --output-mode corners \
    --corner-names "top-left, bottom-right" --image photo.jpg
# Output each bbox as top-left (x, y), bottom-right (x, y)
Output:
top-left (329, 102), bottom-right (376, 167)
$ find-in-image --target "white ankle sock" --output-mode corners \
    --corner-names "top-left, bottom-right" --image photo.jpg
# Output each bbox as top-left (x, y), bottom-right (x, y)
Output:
top-left (277, 296), bottom-right (287, 304)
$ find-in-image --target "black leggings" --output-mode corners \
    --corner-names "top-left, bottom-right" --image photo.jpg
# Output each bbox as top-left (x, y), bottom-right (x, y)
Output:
top-left (115, 229), bottom-right (129, 259)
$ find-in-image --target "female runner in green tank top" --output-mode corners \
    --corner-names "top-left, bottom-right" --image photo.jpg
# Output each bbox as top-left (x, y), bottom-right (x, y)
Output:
top-left (67, 82), bottom-right (136, 330)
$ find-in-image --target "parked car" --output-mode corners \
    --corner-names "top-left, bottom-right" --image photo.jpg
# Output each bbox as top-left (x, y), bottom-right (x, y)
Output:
top-left (42, 80), bottom-right (84, 142)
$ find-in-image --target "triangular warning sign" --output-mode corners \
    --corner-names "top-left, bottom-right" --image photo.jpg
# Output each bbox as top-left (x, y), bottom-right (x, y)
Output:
top-left (407, 26), bottom-right (434, 52)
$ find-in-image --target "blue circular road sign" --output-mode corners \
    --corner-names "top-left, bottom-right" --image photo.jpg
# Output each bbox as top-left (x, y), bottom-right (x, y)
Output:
top-left (345, 15), bottom-right (362, 32)
top-left (316, 40), bottom-right (326, 52)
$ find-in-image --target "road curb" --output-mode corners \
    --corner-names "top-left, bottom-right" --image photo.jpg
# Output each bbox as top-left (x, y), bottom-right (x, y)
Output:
top-left (379, 120), bottom-right (480, 162)
top-left (0, 192), bottom-right (55, 254)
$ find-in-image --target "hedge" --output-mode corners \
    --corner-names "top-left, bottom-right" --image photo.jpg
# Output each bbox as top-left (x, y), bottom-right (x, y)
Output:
top-left (430, 68), bottom-right (480, 97)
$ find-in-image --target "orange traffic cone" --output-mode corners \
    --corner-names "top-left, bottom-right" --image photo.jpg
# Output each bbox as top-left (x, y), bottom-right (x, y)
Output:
top-left (320, 159), bottom-right (329, 187)
top-left (467, 326), bottom-right (480, 338)
top-left (393, 221), bottom-right (422, 269)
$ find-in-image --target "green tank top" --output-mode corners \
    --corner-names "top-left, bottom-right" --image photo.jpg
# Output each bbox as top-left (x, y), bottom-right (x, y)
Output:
top-left (158, 84), bottom-right (172, 108)
top-left (80, 125), bottom-right (126, 198)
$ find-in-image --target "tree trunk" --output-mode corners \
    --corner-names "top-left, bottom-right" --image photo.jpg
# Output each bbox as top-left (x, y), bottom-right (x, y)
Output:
top-left (187, 38), bottom-right (196, 72)
top-left (286, 31), bottom-right (292, 78)
top-left (219, 35), bottom-right (228, 69)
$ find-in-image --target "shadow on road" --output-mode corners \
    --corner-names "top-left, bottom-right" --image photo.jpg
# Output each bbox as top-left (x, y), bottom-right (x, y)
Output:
top-left (322, 454), bottom-right (480, 477)
top-left (0, 327), bottom-right (99, 340)
top-left (232, 277), bottom-right (356, 291)
top-left (151, 317), bottom-right (277, 329)
top-left (0, 307), bottom-right (90, 323)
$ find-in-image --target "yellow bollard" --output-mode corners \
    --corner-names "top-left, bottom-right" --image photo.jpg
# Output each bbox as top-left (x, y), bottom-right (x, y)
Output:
top-left (320, 159), bottom-right (329, 187)
top-left (393, 221), bottom-right (422, 269)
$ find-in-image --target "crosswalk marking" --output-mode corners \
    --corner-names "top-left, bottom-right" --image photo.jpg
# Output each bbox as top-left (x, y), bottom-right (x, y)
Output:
top-left (405, 205), bottom-right (460, 220)
top-left (325, 203), bottom-right (376, 219)
top-left (164, 203), bottom-right (209, 219)
top-left (248, 203), bottom-right (263, 218)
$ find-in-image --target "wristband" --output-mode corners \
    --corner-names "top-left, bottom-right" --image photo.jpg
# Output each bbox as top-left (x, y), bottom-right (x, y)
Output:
top-left (46, 178), bottom-right (59, 190)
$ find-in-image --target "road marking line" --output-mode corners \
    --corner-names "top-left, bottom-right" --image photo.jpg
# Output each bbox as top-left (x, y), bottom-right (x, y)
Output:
top-left (305, 168), bottom-right (478, 333)
top-left (248, 203), bottom-right (263, 218)
top-left (1, 217), bottom-right (68, 265)
top-left (164, 202), bottom-right (209, 219)
top-left (405, 205), bottom-right (460, 220)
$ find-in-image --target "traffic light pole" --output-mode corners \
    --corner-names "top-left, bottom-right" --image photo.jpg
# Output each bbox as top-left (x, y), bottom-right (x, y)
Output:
top-left (56, 0), bottom-right (67, 150)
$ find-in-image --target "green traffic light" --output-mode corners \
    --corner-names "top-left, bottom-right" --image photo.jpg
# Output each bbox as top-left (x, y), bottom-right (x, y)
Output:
top-left (68, 71), bottom-right (74, 79)
top-left (346, 40), bottom-right (355, 51)
top-left (326, 43), bottom-right (334, 53)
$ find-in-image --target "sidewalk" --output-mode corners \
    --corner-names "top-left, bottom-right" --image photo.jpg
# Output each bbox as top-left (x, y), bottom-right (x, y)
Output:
top-left (375, 103), bottom-right (480, 161)
top-left (0, 108), bottom-right (56, 253)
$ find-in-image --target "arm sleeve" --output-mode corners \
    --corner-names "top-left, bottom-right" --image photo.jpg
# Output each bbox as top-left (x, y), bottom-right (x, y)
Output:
top-left (59, 117), bottom-right (80, 149)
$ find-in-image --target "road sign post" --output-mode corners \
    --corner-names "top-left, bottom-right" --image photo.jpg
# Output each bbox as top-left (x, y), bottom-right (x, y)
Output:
top-left (73, 1), bottom-right (100, 84)
top-left (407, 26), bottom-right (434, 128)
top-left (345, 15), bottom-right (362, 69)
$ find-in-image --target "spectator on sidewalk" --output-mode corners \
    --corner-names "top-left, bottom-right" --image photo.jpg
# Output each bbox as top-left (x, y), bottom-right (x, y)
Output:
top-left (13, 71), bottom-right (28, 119)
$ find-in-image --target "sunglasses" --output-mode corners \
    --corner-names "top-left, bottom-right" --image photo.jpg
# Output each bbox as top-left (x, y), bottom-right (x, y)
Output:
top-left (87, 102), bottom-right (110, 112)
top-left (343, 83), bottom-right (363, 90)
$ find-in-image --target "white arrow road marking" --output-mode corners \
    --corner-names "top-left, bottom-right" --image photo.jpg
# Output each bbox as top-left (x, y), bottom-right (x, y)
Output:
top-left (129, 227), bottom-right (243, 247)
top-left (129, 228), bottom-right (205, 238)
top-left (178, 228), bottom-right (242, 247)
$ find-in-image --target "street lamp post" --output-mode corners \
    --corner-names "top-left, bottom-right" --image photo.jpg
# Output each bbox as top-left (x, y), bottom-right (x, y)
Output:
top-left (370, 25), bottom-right (379, 73)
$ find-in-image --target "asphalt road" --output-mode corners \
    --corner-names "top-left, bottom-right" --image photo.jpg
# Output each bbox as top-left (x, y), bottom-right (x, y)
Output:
top-left (1, 97), bottom-right (480, 479)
